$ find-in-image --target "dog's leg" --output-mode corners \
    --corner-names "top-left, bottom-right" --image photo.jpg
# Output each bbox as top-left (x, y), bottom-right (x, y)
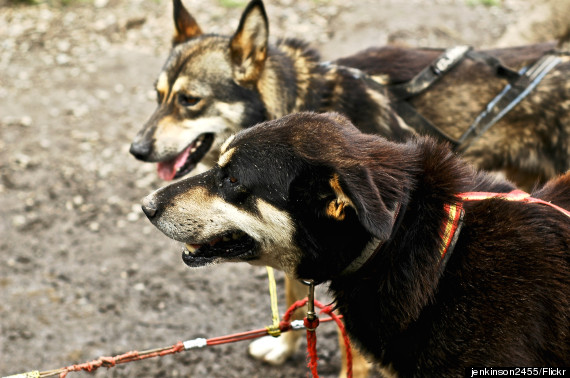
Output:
top-left (249, 276), bottom-right (306, 364)
top-left (339, 331), bottom-right (372, 378)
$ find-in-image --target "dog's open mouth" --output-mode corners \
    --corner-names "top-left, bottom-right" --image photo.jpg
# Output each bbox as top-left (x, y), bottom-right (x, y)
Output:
top-left (182, 231), bottom-right (257, 267)
top-left (157, 133), bottom-right (214, 180)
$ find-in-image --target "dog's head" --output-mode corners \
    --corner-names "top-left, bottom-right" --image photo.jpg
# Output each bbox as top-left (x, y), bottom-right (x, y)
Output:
top-left (142, 112), bottom-right (409, 281)
top-left (130, 0), bottom-right (270, 180)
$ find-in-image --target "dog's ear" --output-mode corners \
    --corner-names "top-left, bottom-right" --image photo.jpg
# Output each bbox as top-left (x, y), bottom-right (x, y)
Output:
top-left (172, 0), bottom-right (203, 46)
top-left (229, 0), bottom-right (269, 85)
top-left (326, 171), bottom-right (395, 241)
top-left (325, 173), bottom-right (354, 221)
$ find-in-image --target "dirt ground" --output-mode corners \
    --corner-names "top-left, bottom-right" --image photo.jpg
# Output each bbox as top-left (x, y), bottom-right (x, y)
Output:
top-left (0, 0), bottom-right (557, 376)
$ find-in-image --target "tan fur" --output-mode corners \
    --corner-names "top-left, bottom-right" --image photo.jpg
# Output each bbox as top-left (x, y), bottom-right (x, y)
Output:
top-left (258, 59), bottom-right (294, 119)
top-left (278, 43), bottom-right (314, 111)
top-left (230, 5), bottom-right (267, 85)
top-left (327, 173), bottom-right (355, 220)
top-left (172, 0), bottom-right (202, 45)
top-left (218, 147), bottom-right (236, 168)
top-left (220, 134), bottom-right (236, 155)
top-left (156, 72), bottom-right (169, 103)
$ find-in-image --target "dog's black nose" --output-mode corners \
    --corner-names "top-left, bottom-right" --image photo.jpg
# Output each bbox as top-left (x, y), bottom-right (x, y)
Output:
top-left (141, 196), bottom-right (158, 219)
top-left (130, 141), bottom-right (152, 161)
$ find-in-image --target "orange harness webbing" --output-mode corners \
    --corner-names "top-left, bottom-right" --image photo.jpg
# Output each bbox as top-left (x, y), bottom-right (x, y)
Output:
top-left (438, 189), bottom-right (570, 268)
top-left (458, 189), bottom-right (570, 218)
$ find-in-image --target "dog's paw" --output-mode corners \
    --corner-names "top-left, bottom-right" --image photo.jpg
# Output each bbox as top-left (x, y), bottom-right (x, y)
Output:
top-left (248, 335), bottom-right (301, 365)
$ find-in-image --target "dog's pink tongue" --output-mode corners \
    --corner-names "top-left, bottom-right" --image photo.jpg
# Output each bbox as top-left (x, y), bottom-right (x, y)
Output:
top-left (157, 146), bottom-right (191, 181)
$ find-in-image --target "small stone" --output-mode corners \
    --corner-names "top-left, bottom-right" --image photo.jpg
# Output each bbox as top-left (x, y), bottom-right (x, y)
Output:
top-left (94, 0), bottom-right (108, 8)
top-left (56, 53), bottom-right (70, 65)
top-left (12, 215), bottom-right (26, 227)
top-left (127, 212), bottom-right (139, 222)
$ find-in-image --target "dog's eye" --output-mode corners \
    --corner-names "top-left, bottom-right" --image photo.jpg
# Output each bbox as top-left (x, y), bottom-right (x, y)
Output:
top-left (178, 93), bottom-right (201, 107)
top-left (218, 176), bottom-right (239, 187)
top-left (219, 175), bottom-right (248, 203)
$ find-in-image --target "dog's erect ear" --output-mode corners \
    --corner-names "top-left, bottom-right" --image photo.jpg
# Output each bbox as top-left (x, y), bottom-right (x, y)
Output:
top-left (172, 0), bottom-right (203, 46)
top-left (229, 0), bottom-right (269, 85)
top-left (327, 171), bottom-right (395, 241)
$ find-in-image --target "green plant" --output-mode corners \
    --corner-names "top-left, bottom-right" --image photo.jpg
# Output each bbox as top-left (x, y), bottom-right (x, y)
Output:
top-left (217, 0), bottom-right (247, 8)
top-left (467, 0), bottom-right (501, 6)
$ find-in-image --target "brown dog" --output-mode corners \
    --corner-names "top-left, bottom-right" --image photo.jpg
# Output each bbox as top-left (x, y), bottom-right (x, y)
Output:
top-left (130, 0), bottom-right (569, 189)
top-left (143, 112), bottom-right (570, 376)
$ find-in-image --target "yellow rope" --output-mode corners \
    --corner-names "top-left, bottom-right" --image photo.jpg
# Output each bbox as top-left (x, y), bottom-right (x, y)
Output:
top-left (3, 371), bottom-right (40, 378)
top-left (5, 268), bottom-right (283, 377)
top-left (265, 266), bottom-right (281, 337)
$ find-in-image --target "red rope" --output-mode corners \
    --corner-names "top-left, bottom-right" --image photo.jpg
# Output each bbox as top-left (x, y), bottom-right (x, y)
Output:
top-left (318, 303), bottom-right (353, 378)
top-left (304, 317), bottom-right (320, 376)
top-left (280, 298), bottom-right (353, 378)
top-left (36, 298), bottom-right (352, 378)
top-left (59, 342), bottom-right (185, 377)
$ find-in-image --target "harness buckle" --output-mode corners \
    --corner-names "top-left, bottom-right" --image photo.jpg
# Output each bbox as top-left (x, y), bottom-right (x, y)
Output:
top-left (432, 45), bottom-right (471, 75)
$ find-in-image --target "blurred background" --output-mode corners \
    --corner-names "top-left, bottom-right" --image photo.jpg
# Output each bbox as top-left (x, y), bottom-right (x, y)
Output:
top-left (1, 0), bottom-right (567, 376)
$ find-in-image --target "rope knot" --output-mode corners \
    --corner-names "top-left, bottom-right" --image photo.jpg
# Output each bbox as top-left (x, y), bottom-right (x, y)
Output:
top-left (266, 324), bottom-right (281, 337)
top-left (303, 317), bottom-right (320, 332)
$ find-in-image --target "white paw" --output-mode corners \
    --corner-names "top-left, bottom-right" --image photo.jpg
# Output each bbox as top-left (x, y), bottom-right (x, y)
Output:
top-left (248, 335), bottom-right (302, 365)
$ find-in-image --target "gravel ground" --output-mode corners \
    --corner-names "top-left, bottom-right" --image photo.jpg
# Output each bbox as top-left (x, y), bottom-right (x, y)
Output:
top-left (0, 0), bottom-right (551, 376)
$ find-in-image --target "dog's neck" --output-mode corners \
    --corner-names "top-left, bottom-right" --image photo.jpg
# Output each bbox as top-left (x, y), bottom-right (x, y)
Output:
top-left (258, 39), bottom-right (410, 139)
top-left (327, 137), bottom-right (515, 366)
top-left (339, 201), bottom-right (405, 277)
top-left (257, 39), bottom-right (323, 119)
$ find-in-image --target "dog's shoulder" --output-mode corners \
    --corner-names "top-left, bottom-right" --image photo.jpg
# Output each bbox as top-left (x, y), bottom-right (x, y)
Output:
top-left (531, 172), bottom-right (570, 211)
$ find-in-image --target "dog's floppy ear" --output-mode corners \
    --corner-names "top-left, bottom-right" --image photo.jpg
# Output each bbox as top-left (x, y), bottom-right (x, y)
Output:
top-left (229, 0), bottom-right (268, 85)
top-left (326, 171), bottom-right (395, 241)
top-left (172, 0), bottom-right (203, 46)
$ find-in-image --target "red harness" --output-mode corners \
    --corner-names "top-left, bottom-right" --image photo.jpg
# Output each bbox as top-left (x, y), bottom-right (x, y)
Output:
top-left (439, 189), bottom-right (570, 265)
top-left (458, 189), bottom-right (570, 218)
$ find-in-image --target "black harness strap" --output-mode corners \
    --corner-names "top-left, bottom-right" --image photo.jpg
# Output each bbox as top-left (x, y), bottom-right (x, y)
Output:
top-left (385, 48), bottom-right (562, 151)
top-left (465, 50), bottom-right (521, 83)
top-left (385, 46), bottom-right (475, 146)
top-left (456, 53), bottom-right (562, 152)
top-left (392, 101), bottom-right (460, 145)
top-left (389, 45), bottom-right (472, 101)
top-left (322, 47), bottom-right (562, 150)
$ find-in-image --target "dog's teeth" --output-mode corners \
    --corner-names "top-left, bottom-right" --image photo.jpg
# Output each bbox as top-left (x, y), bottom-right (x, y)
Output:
top-left (223, 236), bottom-right (231, 242)
top-left (232, 232), bottom-right (243, 240)
top-left (185, 244), bottom-right (198, 254)
top-left (209, 238), bottom-right (221, 246)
